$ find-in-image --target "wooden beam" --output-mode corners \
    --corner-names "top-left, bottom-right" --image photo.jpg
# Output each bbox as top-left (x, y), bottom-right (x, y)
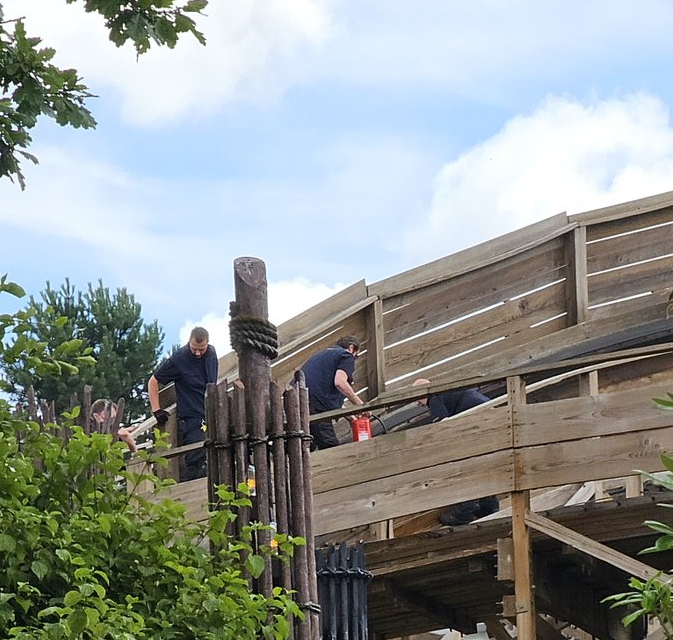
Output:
top-left (509, 374), bottom-right (536, 640)
top-left (524, 511), bottom-right (659, 580)
top-left (365, 296), bottom-right (386, 399)
top-left (370, 578), bottom-right (460, 629)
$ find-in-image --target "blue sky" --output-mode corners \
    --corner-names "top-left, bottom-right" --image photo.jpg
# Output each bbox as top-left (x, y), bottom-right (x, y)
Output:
top-left (2, 0), bottom-right (673, 356)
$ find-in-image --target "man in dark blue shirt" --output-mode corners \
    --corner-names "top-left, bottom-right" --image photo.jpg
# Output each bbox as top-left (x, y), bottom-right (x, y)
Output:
top-left (301, 335), bottom-right (366, 450)
top-left (413, 378), bottom-right (499, 526)
top-left (148, 326), bottom-right (218, 480)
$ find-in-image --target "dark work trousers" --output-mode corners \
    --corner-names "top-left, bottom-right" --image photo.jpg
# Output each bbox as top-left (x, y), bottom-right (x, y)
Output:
top-left (178, 417), bottom-right (207, 481)
top-left (310, 420), bottom-right (340, 451)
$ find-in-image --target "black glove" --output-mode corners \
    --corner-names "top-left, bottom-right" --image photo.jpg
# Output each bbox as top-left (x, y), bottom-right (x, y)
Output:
top-left (153, 409), bottom-right (170, 426)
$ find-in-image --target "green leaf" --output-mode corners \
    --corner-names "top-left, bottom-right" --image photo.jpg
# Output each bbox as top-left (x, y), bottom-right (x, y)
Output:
top-left (31, 559), bottom-right (50, 580)
top-left (64, 590), bottom-right (82, 607)
top-left (0, 533), bottom-right (16, 552)
top-left (183, 0), bottom-right (208, 12)
top-left (68, 607), bottom-right (88, 635)
top-left (246, 554), bottom-right (266, 579)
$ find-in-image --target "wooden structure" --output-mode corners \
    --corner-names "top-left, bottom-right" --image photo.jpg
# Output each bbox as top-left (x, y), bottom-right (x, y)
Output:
top-left (150, 191), bottom-right (673, 640)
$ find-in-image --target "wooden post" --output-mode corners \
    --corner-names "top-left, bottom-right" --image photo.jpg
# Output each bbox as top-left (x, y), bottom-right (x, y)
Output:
top-left (233, 256), bottom-right (274, 595)
top-left (508, 375), bottom-right (536, 640)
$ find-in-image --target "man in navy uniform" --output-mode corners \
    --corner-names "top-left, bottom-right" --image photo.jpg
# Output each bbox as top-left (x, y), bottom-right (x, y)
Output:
top-left (148, 326), bottom-right (217, 480)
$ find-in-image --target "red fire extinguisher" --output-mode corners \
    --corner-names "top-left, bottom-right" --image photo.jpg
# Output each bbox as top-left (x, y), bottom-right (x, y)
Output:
top-left (351, 416), bottom-right (372, 442)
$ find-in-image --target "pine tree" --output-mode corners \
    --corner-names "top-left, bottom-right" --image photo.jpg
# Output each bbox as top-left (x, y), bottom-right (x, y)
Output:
top-left (2, 279), bottom-right (164, 420)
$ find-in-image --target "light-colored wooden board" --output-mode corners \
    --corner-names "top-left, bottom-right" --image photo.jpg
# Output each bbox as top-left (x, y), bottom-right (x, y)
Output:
top-left (586, 221), bottom-right (673, 274)
top-left (588, 253), bottom-right (673, 306)
top-left (313, 449), bottom-right (514, 535)
top-left (513, 382), bottom-right (673, 447)
top-left (311, 406), bottom-right (511, 493)
top-left (369, 213), bottom-right (572, 300)
top-left (570, 190), bottom-right (673, 229)
top-left (515, 425), bottom-right (673, 491)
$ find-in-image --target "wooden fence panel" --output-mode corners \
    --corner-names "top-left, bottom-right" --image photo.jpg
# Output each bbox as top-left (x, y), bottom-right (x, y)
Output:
top-left (515, 426), bottom-right (673, 491)
top-left (383, 281), bottom-right (568, 384)
top-left (513, 383), bottom-right (673, 447)
top-left (313, 449), bottom-right (514, 536)
top-left (586, 221), bottom-right (673, 274)
top-left (381, 238), bottom-right (567, 347)
top-left (588, 254), bottom-right (673, 307)
top-left (311, 406), bottom-right (511, 493)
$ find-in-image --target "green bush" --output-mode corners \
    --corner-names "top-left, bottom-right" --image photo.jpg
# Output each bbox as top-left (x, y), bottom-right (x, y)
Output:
top-left (0, 276), bottom-right (303, 638)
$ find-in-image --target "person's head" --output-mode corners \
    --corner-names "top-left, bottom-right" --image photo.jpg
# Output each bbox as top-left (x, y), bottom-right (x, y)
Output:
top-left (189, 326), bottom-right (210, 358)
top-left (336, 335), bottom-right (361, 357)
top-left (91, 399), bottom-right (117, 425)
top-left (412, 378), bottom-right (431, 406)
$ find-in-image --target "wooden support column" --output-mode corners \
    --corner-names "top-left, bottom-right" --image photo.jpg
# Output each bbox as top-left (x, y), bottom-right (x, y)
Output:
top-left (233, 256), bottom-right (274, 596)
top-left (365, 297), bottom-right (386, 400)
top-left (565, 224), bottom-right (588, 327)
top-left (508, 375), bottom-right (536, 640)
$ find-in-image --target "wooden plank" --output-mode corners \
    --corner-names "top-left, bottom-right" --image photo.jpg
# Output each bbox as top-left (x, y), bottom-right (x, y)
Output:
top-left (369, 213), bottom-right (572, 300)
top-left (311, 406), bottom-right (511, 493)
top-left (365, 297), bottom-right (386, 399)
top-left (565, 226), bottom-right (588, 325)
top-left (383, 281), bottom-right (567, 383)
top-left (512, 491), bottom-right (536, 640)
top-left (586, 221), bottom-right (673, 274)
top-left (312, 449), bottom-right (515, 535)
top-left (525, 511), bottom-right (659, 580)
top-left (513, 383), bottom-right (673, 447)
top-left (588, 254), bottom-right (673, 306)
top-left (382, 238), bottom-right (567, 346)
top-left (441, 302), bottom-right (673, 387)
top-left (515, 425), bottom-right (673, 491)
top-left (588, 288), bottom-right (669, 323)
top-left (570, 190), bottom-right (673, 229)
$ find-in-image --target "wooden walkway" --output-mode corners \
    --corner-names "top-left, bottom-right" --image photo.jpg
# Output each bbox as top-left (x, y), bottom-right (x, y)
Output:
top-left (150, 190), bottom-right (673, 640)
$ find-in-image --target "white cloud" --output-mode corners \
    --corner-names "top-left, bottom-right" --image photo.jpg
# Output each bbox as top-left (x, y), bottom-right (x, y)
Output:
top-left (406, 93), bottom-right (673, 260)
top-left (3, 0), bottom-right (333, 126)
top-left (179, 277), bottom-right (347, 356)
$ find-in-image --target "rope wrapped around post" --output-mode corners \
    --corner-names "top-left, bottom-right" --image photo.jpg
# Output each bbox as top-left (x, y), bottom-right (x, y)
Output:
top-left (228, 302), bottom-right (279, 359)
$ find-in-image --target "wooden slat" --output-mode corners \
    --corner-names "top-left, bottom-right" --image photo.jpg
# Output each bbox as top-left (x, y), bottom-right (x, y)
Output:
top-left (513, 383), bottom-right (673, 447)
top-left (313, 449), bottom-right (514, 535)
top-left (570, 190), bottom-right (673, 230)
top-left (565, 226), bottom-right (588, 325)
top-left (369, 213), bottom-right (572, 300)
top-left (365, 297), bottom-right (386, 398)
top-left (588, 254), bottom-right (673, 307)
top-left (587, 221), bottom-right (673, 274)
top-left (440, 302), bottom-right (673, 387)
top-left (311, 406), bottom-right (511, 493)
top-left (515, 425), bottom-right (673, 491)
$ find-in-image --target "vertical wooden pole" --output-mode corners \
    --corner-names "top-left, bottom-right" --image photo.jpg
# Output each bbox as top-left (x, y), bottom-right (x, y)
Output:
top-left (565, 225), bottom-right (588, 327)
top-left (508, 375), bottom-right (536, 640)
top-left (364, 297), bottom-right (386, 400)
top-left (233, 256), bottom-right (273, 595)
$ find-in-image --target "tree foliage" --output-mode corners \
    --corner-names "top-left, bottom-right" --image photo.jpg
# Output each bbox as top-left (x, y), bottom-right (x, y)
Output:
top-left (0, 276), bottom-right (303, 639)
top-left (1, 278), bottom-right (164, 420)
top-left (0, 0), bottom-right (208, 188)
top-left (603, 452), bottom-right (673, 639)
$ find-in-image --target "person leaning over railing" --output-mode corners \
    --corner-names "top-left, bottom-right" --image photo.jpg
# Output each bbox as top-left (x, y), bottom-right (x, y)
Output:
top-left (412, 378), bottom-right (499, 526)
